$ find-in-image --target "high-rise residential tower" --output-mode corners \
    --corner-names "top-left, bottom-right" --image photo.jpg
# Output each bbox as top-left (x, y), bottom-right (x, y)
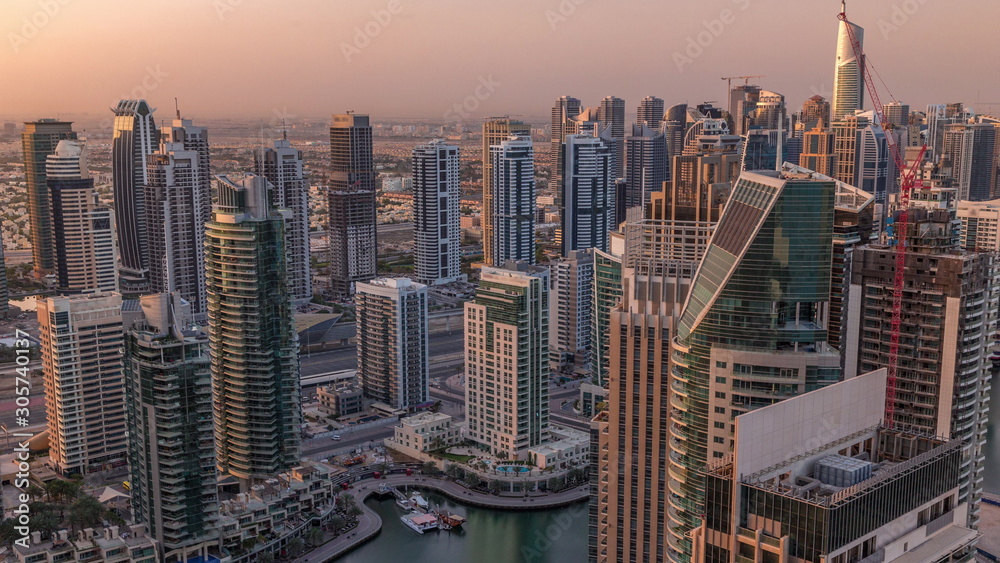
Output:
top-left (552, 96), bottom-right (584, 190)
top-left (620, 124), bottom-right (668, 225)
top-left (207, 174), bottom-right (301, 484)
top-left (412, 140), bottom-right (461, 285)
top-left (46, 140), bottom-right (118, 294)
top-left (728, 84), bottom-right (761, 136)
top-left (489, 136), bottom-right (536, 265)
top-left (465, 263), bottom-right (550, 459)
top-left (124, 293), bottom-right (219, 562)
top-left (112, 99), bottom-right (159, 294)
top-left (355, 278), bottom-right (429, 410)
top-left (800, 95), bottom-right (831, 128)
top-left (0, 233), bottom-right (6, 318)
top-left (844, 185), bottom-right (994, 529)
top-left (329, 113), bottom-right (376, 297)
top-left (145, 117), bottom-right (211, 318)
top-left (482, 117), bottom-right (531, 266)
top-left (592, 183), bottom-right (728, 563)
top-left (668, 170), bottom-right (841, 561)
top-left (549, 249), bottom-right (593, 370)
top-left (832, 4), bottom-right (865, 119)
top-left (799, 119), bottom-right (837, 176)
top-left (39, 292), bottom-right (131, 476)
top-left (598, 96), bottom-right (626, 178)
top-left (943, 122), bottom-right (997, 201)
top-left (255, 135), bottom-right (313, 303)
top-left (22, 119), bottom-right (77, 275)
top-left (636, 96), bottom-right (665, 130)
top-left (560, 133), bottom-right (614, 255)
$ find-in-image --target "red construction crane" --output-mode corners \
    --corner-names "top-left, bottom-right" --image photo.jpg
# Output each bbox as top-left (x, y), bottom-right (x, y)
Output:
top-left (838, 10), bottom-right (927, 428)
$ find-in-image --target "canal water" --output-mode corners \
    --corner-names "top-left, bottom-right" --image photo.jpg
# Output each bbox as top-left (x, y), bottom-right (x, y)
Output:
top-left (986, 367), bottom-right (1000, 495)
top-left (338, 491), bottom-right (589, 563)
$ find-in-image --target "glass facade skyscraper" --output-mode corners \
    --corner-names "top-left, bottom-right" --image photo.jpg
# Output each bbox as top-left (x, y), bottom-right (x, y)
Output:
top-left (112, 99), bottom-right (159, 294)
top-left (207, 174), bottom-right (301, 483)
top-left (22, 119), bottom-right (77, 275)
top-left (668, 170), bottom-right (841, 561)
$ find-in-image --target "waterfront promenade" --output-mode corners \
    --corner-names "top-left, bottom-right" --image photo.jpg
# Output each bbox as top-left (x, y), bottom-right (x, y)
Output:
top-left (293, 472), bottom-right (590, 562)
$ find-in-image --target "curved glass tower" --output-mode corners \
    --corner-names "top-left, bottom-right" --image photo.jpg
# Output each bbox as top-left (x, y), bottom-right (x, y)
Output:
top-left (832, 4), bottom-right (864, 120)
top-left (667, 170), bottom-right (841, 561)
top-left (112, 99), bottom-right (158, 293)
top-left (207, 174), bottom-right (301, 484)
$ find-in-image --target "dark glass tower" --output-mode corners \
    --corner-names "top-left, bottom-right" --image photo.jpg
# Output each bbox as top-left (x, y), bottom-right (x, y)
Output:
top-left (112, 99), bottom-right (159, 294)
top-left (329, 113), bottom-right (376, 297)
top-left (21, 119), bottom-right (77, 275)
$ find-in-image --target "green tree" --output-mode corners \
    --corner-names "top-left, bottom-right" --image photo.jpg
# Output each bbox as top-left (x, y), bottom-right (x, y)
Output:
top-left (0, 519), bottom-right (20, 548)
top-left (465, 473), bottom-right (482, 488)
top-left (304, 526), bottom-right (324, 547)
top-left (25, 484), bottom-right (46, 502)
top-left (287, 538), bottom-right (305, 557)
top-left (347, 504), bottom-right (363, 518)
top-left (330, 515), bottom-right (346, 531)
top-left (256, 551), bottom-right (275, 563)
top-left (488, 479), bottom-right (502, 494)
top-left (421, 461), bottom-right (438, 475)
top-left (68, 496), bottom-right (105, 532)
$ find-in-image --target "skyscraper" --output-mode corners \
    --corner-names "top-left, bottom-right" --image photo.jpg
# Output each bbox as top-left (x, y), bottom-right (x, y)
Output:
top-left (560, 133), bottom-right (614, 255)
top-left (832, 4), bottom-right (865, 120)
top-left (482, 117), bottom-right (531, 266)
top-left (799, 119), bottom-right (837, 176)
top-left (943, 122), bottom-right (996, 201)
top-left (598, 96), bottom-right (626, 178)
top-left (884, 100), bottom-right (910, 129)
top-left (112, 99), bottom-right (159, 294)
top-left (412, 140), bottom-right (461, 285)
top-left (145, 117), bottom-right (211, 318)
top-left (549, 249), bottom-right (593, 371)
top-left (663, 104), bottom-right (689, 170)
top-left (728, 84), bottom-right (761, 136)
top-left (593, 184), bottom-right (728, 563)
top-left (465, 263), bottom-right (550, 459)
top-left (751, 90), bottom-right (786, 131)
top-left (800, 95), bottom-right (831, 128)
top-left (636, 96), bottom-right (665, 130)
top-left (489, 136), bottom-right (536, 265)
top-left (844, 185), bottom-right (994, 529)
top-left (124, 293), bottom-right (218, 562)
top-left (620, 124), bottom-right (668, 224)
top-left (46, 140), bottom-right (117, 294)
top-left (255, 135), bottom-right (313, 303)
top-left (39, 292), bottom-right (131, 476)
top-left (355, 278), bottom-right (429, 410)
top-left (552, 96), bottom-right (583, 190)
top-left (22, 119), bottom-right (76, 275)
top-left (207, 174), bottom-right (301, 484)
top-left (589, 245), bottom-right (623, 388)
top-left (668, 170), bottom-right (841, 561)
top-left (329, 113), bottom-right (376, 297)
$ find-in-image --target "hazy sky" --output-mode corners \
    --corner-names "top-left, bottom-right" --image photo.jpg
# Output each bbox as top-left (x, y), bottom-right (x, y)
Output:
top-left (4, 0), bottom-right (999, 123)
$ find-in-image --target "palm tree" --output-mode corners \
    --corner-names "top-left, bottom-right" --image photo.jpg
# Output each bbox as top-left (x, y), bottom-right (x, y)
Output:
top-left (330, 515), bottom-right (346, 532)
top-left (347, 504), bottom-right (363, 518)
top-left (304, 526), bottom-right (324, 547)
top-left (286, 537), bottom-right (305, 557)
top-left (256, 551), bottom-right (275, 563)
top-left (421, 461), bottom-right (437, 475)
top-left (25, 484), bottom-right (45, 503)
top-left (336, 492), bottom-right (356, 511)
top-left (68, 496), bottom-right (105, 533)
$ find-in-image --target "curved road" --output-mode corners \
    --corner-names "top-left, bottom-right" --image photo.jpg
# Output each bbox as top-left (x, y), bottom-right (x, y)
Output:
top-left (294, 473), bottom-right (589, 562)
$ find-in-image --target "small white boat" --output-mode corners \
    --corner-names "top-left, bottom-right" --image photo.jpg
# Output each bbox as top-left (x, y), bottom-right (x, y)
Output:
top-left (401, 512), bottom-right (438, 534)
top-left (396, 497), bottom-right (411, 510)
top-left (409, 493), bottom-right (429, 510)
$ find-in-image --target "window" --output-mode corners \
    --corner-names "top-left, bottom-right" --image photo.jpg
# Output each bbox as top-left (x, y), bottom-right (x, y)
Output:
top-left (715, 392), bottom-right (726, 399)
top-left (715, 361), bottom-right (727, 368)
top-left (714, 407), bottom-right (726, 414)
top-left (713, 436), bottom-right (725, 444)
top-left (715, 377), bottom-right (727, 384)
top-left (714, 421), bottom-right (725, 429)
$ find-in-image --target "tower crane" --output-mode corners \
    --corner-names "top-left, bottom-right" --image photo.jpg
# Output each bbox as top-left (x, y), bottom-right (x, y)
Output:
top-left (838, 8), bottom-right (927, 427)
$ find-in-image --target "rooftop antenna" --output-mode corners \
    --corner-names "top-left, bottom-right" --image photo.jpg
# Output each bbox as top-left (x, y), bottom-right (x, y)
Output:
top-left (282, 119), bottom-right (287, 141)
top-left (174, 97), bottom-right (180, 120)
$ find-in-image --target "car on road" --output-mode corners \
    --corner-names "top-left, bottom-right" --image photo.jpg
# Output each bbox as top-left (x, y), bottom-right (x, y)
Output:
top-left (332, 435), bottom-right (342, 441)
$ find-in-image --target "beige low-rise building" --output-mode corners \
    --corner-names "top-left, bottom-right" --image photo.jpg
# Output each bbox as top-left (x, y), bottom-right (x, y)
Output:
top-left (317, 382), bottom-right (365, 418)
top-left (527, 426), bottom-right (590, 470)
top-left (13, 524), bottom-right (162, 563)
top-left (386, 412), bottom-right (464, 455)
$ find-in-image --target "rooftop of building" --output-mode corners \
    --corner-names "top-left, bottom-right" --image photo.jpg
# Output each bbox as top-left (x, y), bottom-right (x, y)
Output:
top-left (400, 411), bottom-right (454, 427)
top-left (712, 426), bottom-right (959, 508)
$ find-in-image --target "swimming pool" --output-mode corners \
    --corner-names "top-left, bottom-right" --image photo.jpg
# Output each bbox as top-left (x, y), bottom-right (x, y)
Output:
top-left (496, 465), bottom-right (530, 473)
